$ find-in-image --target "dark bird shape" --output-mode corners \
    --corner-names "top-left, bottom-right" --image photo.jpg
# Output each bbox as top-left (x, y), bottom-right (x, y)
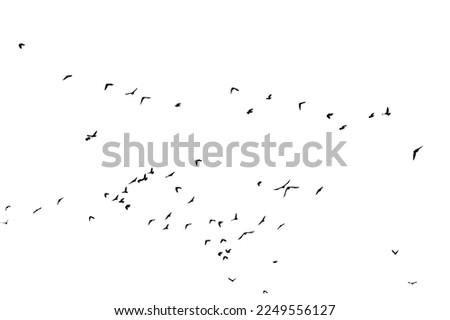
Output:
top-left (5, 205), bottom-right (11, 211)
top-left (209, 219), bottom-right (216, 224)
top-left (266, 94), bottom-right (272, 100)
top-left (382, 107), bottom-right (391, 116)
top-left (148, 219), bottom-right (155, 225)
top-left (283, 185), bottom-right (299, 197)
top-left (413, 146), bottom-right (423, 160)
top-left (195, 159), bottom-right (202, 166)
top-left (1, 220), bottom-right (8, 225)
top-left (33, 207), bottom-right (42, 214)
top-left (223, 256), bottom-right (229, 260)
top-left (257, 181), bottom-right (262, 186)
top-left (238, 231), bottom-right (254, 240)
top-left (125, 88), bottom-right (137, 95)
top-left (129, 177), bottom-right (137, 185)
top-left (277, 223), bottom-right (285, 230)
top-left (18, 43), bottom-right (25, 49)
top-left (247, 108), bottom-right (253, 114)
top-left (205, 239), bottom-right (211, 245)
top-left (220, 239), bottom-right (227, 243)
top-left (122, 187), bottom-right (128, 194)
top-left (231, 213), bottom-right (238, 221)
top-left (225, 249), bottom-right (231, 254)
top-left (175, 103), bottom-right (181, 107)
top-left (392, 250), bottom-right (399, 255)
top-left (230, 87), bottom-right (239, 94)
top-left (273, 260), bottom-right (278, 264)
top-left (57, 197), bottom-right (64, 205)
top-left (125, 204), bottom-right (131, 210)
top-left (339, 125), bottom-right (347, 130)
top-left (368, 113), bottom-right (375, 118)
top-left (258, 216), bottom-right (266, 226)
top-left (175, 187), bottom-right (182, 193)
top-left (112, 195), bottom-right (119, 201)
top-left (89, 216), bottom-right (95, 221)
top-left (408, 281), bottom-right (417, 285)
top-left (140, 96), bottom-right (150, 105)
top-left (218, 221), bottom-right (223, 227)
top-left (263, 290), bottom-right (268, 294)
top-left (162, 224), bottom-right (169, 230)
top-left (326, 113), bottom-right (333, 119)
top-left (274, 179), bottom-right (290, 191)
top-left (298, 101), bottom-right (306, 110)
top-left (119, 198), bottom-right (125, 204)
top-left (85, 130), bottom-right (97, 141)
top-left (228, 278), bottom-right (236, 282)
top-left (218, 252), bottom-right (223, 257)
top-left (315, 186), bottom-right (323, 195)
top-left (185, 223), bottom-right (192, 229)
top-left (104, 193), bottom-right (109, 198)
top-left (104, 83), bottom-right (113, 90)
top-left (187, 196), bottom-right (195, 204)
top-left (148, 167), bottom-right (155, 174)
top-left (165, 212), bottom-right (172, 220)
top-left (62, 75), bottom-right (72, 81)
top-left (166, 171), bottom-right (175, 178)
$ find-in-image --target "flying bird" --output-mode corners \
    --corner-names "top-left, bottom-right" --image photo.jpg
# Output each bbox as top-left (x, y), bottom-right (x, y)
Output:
top-left (230, 87), bottom-right (239, 94)
top-left (263, 290), bottom-right (268, 294)
top-left (205, 239), bottom-right (211, 245)
top-left (257, 181), bottom-right (262, 186)
top-left (238, 231), bottom-right (254, 240)
top-left (175, 187), bottom-right (182, 193)
top-left (283, 186), bottom-right (299, 197)
top-left (112, 195), bottom-right (119, 201)
top-left (218, 251), bottom-right (223, 257)
top-left (175, 103), bottom-right (181, 107)
top-left (148, 219), bottom-right (155, 225)
top-left (148, 168), bottom-right (155, 174)
top-left (382, 107), bottom-right (391, 116)
top-left (162, 224), bottom-right (169, 230)
top-left (277, 223), bottom-right (285, 230)
top-left (104, 83), bottom-right (113, 90)
top-left (223, 256), bottom-right (229, 260)
top-left (57, 197), bottom-right (64, 205)
top-left (165, 212), bottom-right (172, 220)
top-left (140, 96), bottom-right (150, 105)
top-left (125, 204), bottom-right (131, 210)
top-left (85, 131), bottom-right (97, 141)
top-left (122, 187), bottom-right (128, 194)
top-left (62, 75), bottom-right (72, 81)
top-left (33, 207), bottom-right (42, 214)
top-left (125, 88), bottom-right (137, 95)
top-left (315, 186), bottom-right (323, 195)
top-left (5, 205), bottom-right (11, 211)
top-left (220, 239), bottom-right (227, 243)
top-left (187, 196), bottom-right (195, 204)
top-left (195, 159), bottom-right (202, 166)
top-left (166, 172), bottom-right (175, 178)
top-left (266, 94), bottom-right (272, 100)
top-left (0, 220), bottom-right (8, 225)
top-left (225, 249), bottom-right (231, 254)
top-left (88, 216), bottom-right (95, 221)
top-left (408, 281), bottom-right (417, 285)
top-left (298, 101), bottom-right (306, 110)
top-left (185, 223), bottom-right (192, 229)
top-left (326, 113), bottom-right (333, 119)
top-left (274, 179), bottom-right (290, 191)
top-left (258, 216), bottom-right (266, 226)
top-left (273, 260), bottom-right (278, 264)
top-left (209, 219), bottom-right (216, 224)
top-left (104, 193), bottom-right (109, 198)
top-left (129, 177), bottom-right (137, 184)
top-left (228, 278), bottom-right (236, 282)
top-left (218, 221), bottom-right (223, 227)
top-left (339, 125), bottom-right (347, 130)
top-left (413, 146), bottom-right (423, 160)
top-left (368, 113), bottom-right (375, 118)
top-left (231, 213), bottom-right (238, 221)
top-left (247, 108), bottom-right (253, 115)
top-left (18, 43), bottom-right (25, 49)
top-left (392, 250), bottom-right (399, 255)
top-left (119, 198), bottom-right (125, 204)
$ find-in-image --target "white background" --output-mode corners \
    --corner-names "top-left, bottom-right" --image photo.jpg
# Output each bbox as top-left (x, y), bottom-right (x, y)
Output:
top-left (1, 1), bottom-right (450, 319)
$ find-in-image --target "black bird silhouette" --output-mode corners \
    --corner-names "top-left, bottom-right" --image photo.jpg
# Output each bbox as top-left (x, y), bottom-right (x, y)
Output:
top-left (408, 281), bottom-right (417, 285)
top-left (125, 204), bottom-right (131, 210)
top-left (125, 88), bottom-right (137, 95)
top-left (85, 131), bottom-right (97, 141)
top-left (148, 167), bottom-right (155, 174)
top-left (258, 216), bottom-right (266, 225)
top-left (315, 186), bottom-right (323, 195)
top-left (247, 108), bottom-right (253, 115)
top-left (274, 179), bottom-right (290, 191)
top-left (273, 260), bottom-right (278, 263)
top-left (138, 174), bottom-right (148, 183)
top-left (369, 113), bottom-right (375, 118)
top-left (263, 290), bottom-right (268, 294)
top-left (187, 197), bottom-right (195, 204)
top-left (33, 207), bottom-right (42, 214)
top-left (104, 193), bottom-right (109, 198)
top-left (326, 113), bottom-right (333, 119)
top-left (392, 250), bottom-right (399, 255)
top-left (230, 87), bottom-right (239, 94)
top-left (218, 252), bottom-right (223, 257)
top-left (266, 94), bottom-right (272, 100)
top-left (277, 223), bottom-right (285, 230)
top-left (5, 205), bottom-right (11, 211)
top-left (57, 197), bottom-right (64, 205)
top-left (339, 125), bottom-right (347, 130)
top-left (175, 103), bottom-right (181, 107)
top-left (148, 219), bottom-right (155, 225)
top-left (162, 224), bottom-right (169, 230)
top-left (238, 231), bottom-right (254, 240)
top-left (413, 146), bottom-right (423, 160)
top-left (185, 223), bottom-right (192, 229)
top-left (218, 221), bottom-right (223, 227)
top-left (18, 43), bottom-right (25, 49)
top-left (89, 216), bottom-right (95, 221)
top-left (140, 96), bottom-right (150, 105)
top-left (166, 171), bottom-right (175, 178)
top-left (165, 212), bottom-right (172, 220)
top-left (205, 239), bottom-right (211, 245)
top-left (228, 278), bottom-right (236, 282)
top-left (112, 195), bottom-right (119, 201)
top-left (129, 177), bottom-right (137, 184)
top-left (225, 249), bottom-right (231, 254)
top-left (220, 239), bottom-right (227, 243)
top-left (209, 219), bottom-right (216, 224)
top-left (1, 220), bottom-right (8, 225)
top-left (382, 107), bottom-right (391, 116)
top-left (298, 101), bottom-right (306, 110)
top-left (257, 181), bottom-right (262, 186)
top-left (104, 83), bottom-right (113, 90)
top-left (223, 256), bottom-right (229, 260)
top-left (195, 159), bottom-right (202, 166)
top-left (119, 198), bottom-right (125, 204)
top-left (62, 75), bottom-right (72, 81)
top-left (122, 187), bottom-right (128, 194)
top-left (283, 186), bottom-right (299, 197)
top-left (231, 213), bottom-right (238, 221)
top-left (175, 187), bottom-right (182, 193)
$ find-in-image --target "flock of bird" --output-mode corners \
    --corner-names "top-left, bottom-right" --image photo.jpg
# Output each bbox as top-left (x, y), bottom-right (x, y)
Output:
top-left (1, 43), bottom-right (425, 291)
